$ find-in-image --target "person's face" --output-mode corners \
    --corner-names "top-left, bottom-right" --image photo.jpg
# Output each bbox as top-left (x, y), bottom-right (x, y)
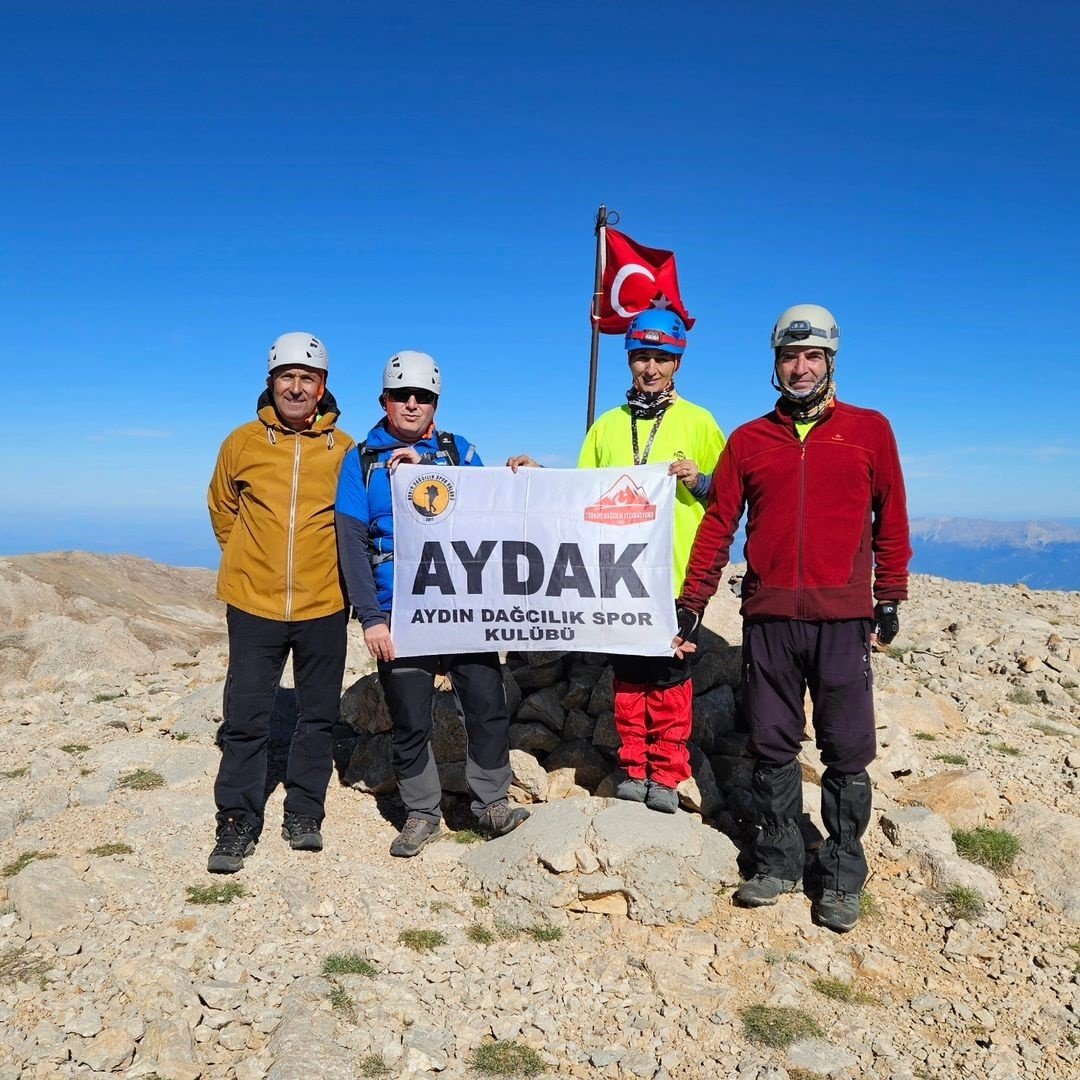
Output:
top-left (776, 346), bottom-right (829, 396)
top-left (382, 386), bottom-right (438, 442)
top-left (628, 349), bottom-right (679, 395)
top-left (270, 365), bottom-right (324, 430)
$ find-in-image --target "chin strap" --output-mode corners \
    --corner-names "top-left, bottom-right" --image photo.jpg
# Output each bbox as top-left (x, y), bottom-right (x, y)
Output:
top-left (772, 356), bottom-right (837, 422)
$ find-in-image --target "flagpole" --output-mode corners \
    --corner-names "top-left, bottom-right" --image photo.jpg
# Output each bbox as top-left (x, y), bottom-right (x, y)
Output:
top-left (586, 203), bottom-right (612, 432)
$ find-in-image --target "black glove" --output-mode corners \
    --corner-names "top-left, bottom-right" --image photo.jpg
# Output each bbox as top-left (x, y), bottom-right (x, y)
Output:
top-left (874, 602), bottom-right (900, 645)
top-left (675, 604), bottom-right (701, 644)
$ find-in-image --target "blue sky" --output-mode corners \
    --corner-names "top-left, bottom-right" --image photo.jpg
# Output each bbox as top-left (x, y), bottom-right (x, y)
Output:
top-left (1, 1), bottom-right (1076, 568)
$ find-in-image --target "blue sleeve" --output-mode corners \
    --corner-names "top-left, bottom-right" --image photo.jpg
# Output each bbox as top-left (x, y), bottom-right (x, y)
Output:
top-left (335, 446), bottom-right (370, 523)
top-left (689, 472), bottom-right (711, 500)
top-left (335, 510), bottom-right (385, 628)
top-left (456, 434), bottom-right (482, 467)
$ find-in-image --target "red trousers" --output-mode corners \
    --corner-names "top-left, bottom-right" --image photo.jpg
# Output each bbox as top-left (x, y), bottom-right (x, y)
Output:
top-left (613, 678), bottom-right (694, 789)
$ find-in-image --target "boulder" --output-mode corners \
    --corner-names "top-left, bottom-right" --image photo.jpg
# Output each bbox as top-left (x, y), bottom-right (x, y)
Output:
top-left (586, 666), bottom-right (615, 717)
top-left (431, 689), bottom-right (466, 761)
top-left (562, 664), bottom-right (603, 710)
top-left (463, 798), bottom-right (739, 926)
top-left (516, 684), bottom-right (567, 732)
top-left (339, 672), bottom-right (391, 735)
top-left (905, 769), bottom-right (1000, 829)
top-left (509, 720), bottom-right (562, 755)
top-left (691, 685), bottom-right (737, 754)
top-left (509, 653), bottom-right (567, 691)
top-left (876, 691), bottom-right (965, 736)
top-left (340, 732), bottom-right (396, 794)
top-left (544, 740), bottom-right (609, 791)
top-left (1006, 801), bottom-right (1080, 923)
top-left (9, 857), bottom-right (98, 936)
top-left (509, 748), bottom-right (548, 803)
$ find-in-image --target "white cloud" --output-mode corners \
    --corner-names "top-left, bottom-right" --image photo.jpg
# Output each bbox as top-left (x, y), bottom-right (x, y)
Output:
top-left (85, 429), bottom-right (172, 442)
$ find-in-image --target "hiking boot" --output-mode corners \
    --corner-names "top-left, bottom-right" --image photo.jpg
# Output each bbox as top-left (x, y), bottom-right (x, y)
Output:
top-left (207, 819), bottom-right (256, 874)
top-left (645, 783), bottom-right (679, 814)
top-left (615, 777), bottom-right (650, 802)
top-left (814, 889), bottom-right (860, 932)
top-left (477, 802), bottom-right (531, 838)
top-left (734, 873), bottom-right (800, 907)
top-left (390, 816), bottom-right (442, 858)
top-left (281, 813), bottom-right (323, 851)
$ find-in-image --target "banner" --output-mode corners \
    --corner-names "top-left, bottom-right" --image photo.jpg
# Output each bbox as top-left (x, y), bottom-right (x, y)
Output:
top-left (390, 464), bottom-right (676, 657)
top-left (595, 227), bottom-right (695, 334)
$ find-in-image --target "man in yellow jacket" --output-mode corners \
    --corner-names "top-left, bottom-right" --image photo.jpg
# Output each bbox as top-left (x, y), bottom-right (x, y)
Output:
top-left (206, 333), bottom-right (355, 873)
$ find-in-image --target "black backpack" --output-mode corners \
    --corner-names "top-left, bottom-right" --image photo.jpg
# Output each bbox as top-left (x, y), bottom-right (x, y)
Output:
top-left (357, 429), bottom-right (460, 486)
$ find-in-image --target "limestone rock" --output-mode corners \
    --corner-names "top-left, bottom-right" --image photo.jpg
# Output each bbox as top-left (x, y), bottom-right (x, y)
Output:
top-left (874, 720), bottom-right (923, 778)
top-left (463, 798), bottom-right (738, 926)
top-left (787, 1039), bottom-right (859, 1075)
top-left (8, 858), bottom-right (98, 936)
top-left (905, 769), bottom-right (1000, 829)
top-left (3, 552), bottom-right (1080, 1080)
top-left (1007, 801), bottom-right (1080, 923)
top-left (509, 748), bottom-right (548, 803)
top-left (877, 691), bottom-right (965, 735)
top-left (72, 1028), bottom-right (135, 1072)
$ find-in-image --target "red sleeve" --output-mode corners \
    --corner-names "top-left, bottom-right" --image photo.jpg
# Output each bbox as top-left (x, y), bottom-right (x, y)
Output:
top-left (871, 417), bottom-right (911, 602)
top-left (678, 438), bottom-right (746, 614)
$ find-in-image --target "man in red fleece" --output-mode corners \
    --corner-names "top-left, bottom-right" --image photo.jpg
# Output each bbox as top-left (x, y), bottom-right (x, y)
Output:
top-left (673, 304), bottom-right (911, 932)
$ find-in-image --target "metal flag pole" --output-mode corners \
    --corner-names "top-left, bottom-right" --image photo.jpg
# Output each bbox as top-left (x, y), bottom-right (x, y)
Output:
top-left (586, 203), bottom-right (617, 431)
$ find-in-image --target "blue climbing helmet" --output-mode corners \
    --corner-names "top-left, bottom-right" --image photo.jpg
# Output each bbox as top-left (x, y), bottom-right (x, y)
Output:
top-left (624, 310), bottom-right (687, 357)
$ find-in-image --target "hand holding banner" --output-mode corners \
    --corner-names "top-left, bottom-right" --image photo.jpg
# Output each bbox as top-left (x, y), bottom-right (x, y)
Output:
top-left (389, 464), bottom-right (677, 657)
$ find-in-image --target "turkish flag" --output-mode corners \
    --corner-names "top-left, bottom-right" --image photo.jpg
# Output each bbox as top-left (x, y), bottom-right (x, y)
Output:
top-left (595, 227), bottom-right (695, 333)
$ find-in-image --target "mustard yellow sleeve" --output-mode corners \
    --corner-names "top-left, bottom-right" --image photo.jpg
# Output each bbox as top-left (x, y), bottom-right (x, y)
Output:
top-left (207, 435), bottom-right (240, 551)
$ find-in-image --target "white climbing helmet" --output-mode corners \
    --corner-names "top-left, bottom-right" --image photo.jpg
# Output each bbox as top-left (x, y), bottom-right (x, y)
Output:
top-left (267, 332), bottom-right (329, 374)
top-left (770, 304), bottom-right (840, 356)
top-left (382, 351), bottom-right (442, 396)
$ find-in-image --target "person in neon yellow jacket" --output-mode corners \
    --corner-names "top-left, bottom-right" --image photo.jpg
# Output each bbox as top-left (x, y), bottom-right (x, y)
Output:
top-left (509, 309), bottom-right (724, 812)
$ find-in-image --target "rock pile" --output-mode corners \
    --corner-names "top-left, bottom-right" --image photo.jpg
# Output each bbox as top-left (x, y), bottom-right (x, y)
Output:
top-left (0, 553), bottom-right (1078, 1078)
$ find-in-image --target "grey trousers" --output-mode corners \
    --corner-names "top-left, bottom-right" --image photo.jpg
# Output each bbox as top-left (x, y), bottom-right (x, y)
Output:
top-left (377, 652), bottom-right (512, 823)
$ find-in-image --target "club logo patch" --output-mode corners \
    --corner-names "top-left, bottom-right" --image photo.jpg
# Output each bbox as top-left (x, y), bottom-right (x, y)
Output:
top-left (584, 474), bottom-right (657, 526)
top-left (407, 473), bottom-right (456, 522)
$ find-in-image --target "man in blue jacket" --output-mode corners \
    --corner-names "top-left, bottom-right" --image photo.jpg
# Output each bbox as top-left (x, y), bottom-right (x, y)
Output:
top-left (336, 351), bottom-right (529, 857)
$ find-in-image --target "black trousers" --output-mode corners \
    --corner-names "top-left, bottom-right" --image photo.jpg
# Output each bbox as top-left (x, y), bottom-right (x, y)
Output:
top-left (214, 606), bottom-right (348, 833)
top-left (377, 652), bottom-right (512, 823)
top-left (742, 618), bottom-right (875, 893)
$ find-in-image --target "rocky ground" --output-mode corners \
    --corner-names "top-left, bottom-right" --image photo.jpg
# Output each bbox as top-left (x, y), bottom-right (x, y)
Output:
top-left (0, 552), bottom-right (1078, 1079)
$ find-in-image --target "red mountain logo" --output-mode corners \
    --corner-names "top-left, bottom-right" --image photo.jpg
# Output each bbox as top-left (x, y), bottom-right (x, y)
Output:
top-left (584, 475), bottom-right (657, 526)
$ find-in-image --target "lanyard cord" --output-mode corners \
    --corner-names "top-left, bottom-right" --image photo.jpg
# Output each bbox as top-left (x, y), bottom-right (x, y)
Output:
top-left (631, 410), bottom-right (666, 465)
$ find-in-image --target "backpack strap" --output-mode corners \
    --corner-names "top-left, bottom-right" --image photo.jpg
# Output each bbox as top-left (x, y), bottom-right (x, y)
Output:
top-left (435, 430), bottom-right (460, 466)
top-left (358, 431), bottom-right (463, 487)
top-left (357, 442), bottom-right (383, 487)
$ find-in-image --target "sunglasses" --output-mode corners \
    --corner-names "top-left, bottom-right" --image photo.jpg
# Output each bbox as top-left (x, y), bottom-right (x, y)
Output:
top-left (386, 387), bottom-right (437, 405)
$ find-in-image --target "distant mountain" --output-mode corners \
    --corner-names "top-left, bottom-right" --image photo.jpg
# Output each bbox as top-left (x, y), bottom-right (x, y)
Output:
top-left (909, 517), bottom-right (1080, 590)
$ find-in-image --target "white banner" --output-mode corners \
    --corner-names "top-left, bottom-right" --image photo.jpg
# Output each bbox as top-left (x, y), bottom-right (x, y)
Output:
top-left (390, 464), bottom-right (676, 657)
